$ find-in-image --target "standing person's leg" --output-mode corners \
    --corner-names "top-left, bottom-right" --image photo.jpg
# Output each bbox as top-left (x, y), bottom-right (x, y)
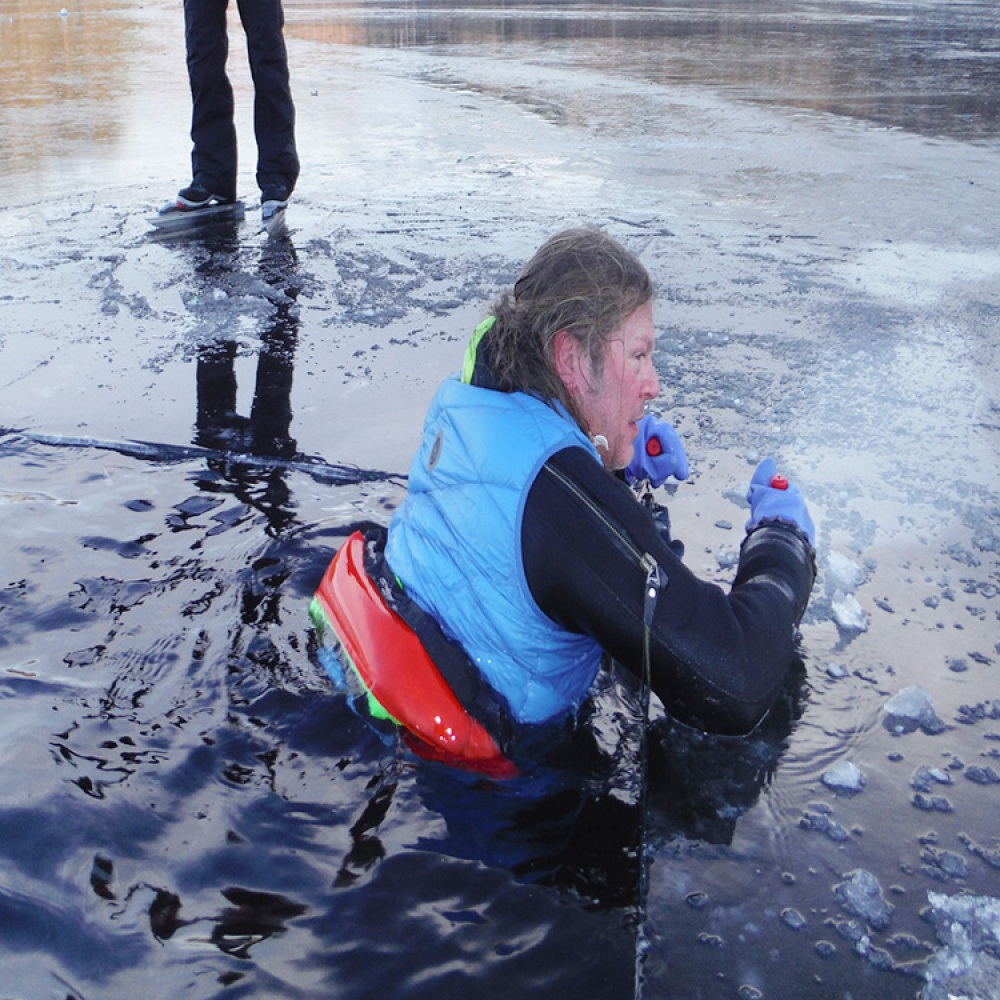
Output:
top-left (237, 0), bottom-right (299, 202)
top-left (183, 0), bottom-right (239, 201)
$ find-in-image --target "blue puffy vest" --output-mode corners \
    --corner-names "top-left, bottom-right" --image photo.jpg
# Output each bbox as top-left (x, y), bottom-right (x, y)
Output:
top-left (385, 376), bottom-right (605, 725)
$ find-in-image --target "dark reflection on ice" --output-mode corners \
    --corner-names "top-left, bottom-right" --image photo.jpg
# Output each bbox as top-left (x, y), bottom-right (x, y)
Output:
top-left (210, 886), bottom-right (309, 959)
top-left (190, 228), bottom-right (302, 536)
top-left (193, 239), bottom-right (299, 461)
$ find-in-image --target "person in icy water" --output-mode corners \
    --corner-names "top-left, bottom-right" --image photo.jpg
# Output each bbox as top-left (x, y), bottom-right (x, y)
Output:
top-left (314, 227), bottom-right (815, 770)
top-left (165, 0), bottom-right (299, 222)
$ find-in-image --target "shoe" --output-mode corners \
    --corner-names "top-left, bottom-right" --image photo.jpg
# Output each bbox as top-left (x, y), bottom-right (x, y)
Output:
top-left (261, 192), bottom-right (289, 222)
top-left (170, 184), bottom-right (234, 211)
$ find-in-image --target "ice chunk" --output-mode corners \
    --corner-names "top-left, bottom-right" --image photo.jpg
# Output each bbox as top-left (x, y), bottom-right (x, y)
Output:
top-left (912, 765), bottom-right (952, 792)
top-left (886, 685), bottom-right (935, 721)
top-left (822, 760), bottom-right (865, 792)
top-left (831, 591), bottom-right (869, 632)
top-left (922, 892), bottom-right (1000, 1000)
top-left (826, 551), bottom-right (864, 594)
top-left (715, 546), bottom-right (739, 569)
top-left (800, 805), bottom-right (850, 842)
top-left (921, 847), bottom-right (969, 880)
top-left (913, 792), bottom-right (953, 813)
top-left (965, 766), bottom-right (1000, 785)
top-left (884, 685), bottom-right (946, 734)
top-left (834, 869), bottom-right (894, 931)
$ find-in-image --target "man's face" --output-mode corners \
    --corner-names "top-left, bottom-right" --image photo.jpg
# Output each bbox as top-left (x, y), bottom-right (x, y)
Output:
top-left (573, 300), bottom-right (660, 470)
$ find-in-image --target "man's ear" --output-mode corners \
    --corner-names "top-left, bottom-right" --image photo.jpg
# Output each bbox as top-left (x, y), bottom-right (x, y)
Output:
top-left (553, 329), bottom-right (588, 397)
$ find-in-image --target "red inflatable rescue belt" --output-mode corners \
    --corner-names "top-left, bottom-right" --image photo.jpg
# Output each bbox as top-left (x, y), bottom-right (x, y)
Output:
top-left (311, 531), bottom-right (517, 778)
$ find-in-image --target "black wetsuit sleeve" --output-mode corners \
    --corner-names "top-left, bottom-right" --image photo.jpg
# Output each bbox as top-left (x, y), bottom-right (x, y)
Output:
top-left (521, 448), bottom-right (815, 735)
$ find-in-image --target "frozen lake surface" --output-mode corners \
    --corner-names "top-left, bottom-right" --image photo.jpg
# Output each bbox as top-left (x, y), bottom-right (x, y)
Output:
top-left (1, 1), bottom-right (999, 998)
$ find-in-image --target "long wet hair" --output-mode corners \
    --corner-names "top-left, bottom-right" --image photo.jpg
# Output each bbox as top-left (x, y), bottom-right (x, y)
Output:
top-left (480, 227), bottom-right (654, 426)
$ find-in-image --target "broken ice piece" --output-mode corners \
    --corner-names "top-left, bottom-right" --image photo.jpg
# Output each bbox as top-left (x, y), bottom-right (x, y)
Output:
top-left (883, 685), bottom-right (946, 734)
top-left (715, 546), bottom-right (739, 569)
top-left (834, 869), bottom-right (894, 931)
top-left (831, 591), bottom-right (869, 632)
top-left (912, 765), bottom-right (952, 792)
top-left (826, 551), bottom-right (865, 594)
top-left (822, 760), bottom-right (865, 793)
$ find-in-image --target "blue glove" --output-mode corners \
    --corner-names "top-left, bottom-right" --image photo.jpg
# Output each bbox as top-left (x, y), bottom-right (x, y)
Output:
top-left (745, 458), bottom-right (815, 546)
top-left (625, 415), bottom-right (689, 487)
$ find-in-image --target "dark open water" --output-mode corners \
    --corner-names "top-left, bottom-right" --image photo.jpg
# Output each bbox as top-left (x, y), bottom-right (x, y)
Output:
top-left (1, 1), bottom-right (999, 998)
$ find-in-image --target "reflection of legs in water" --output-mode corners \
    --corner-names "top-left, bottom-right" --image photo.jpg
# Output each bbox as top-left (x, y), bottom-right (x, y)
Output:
top-left (194, 332), bottom-right (298, 537)
top-left (189, 236), bottom-right (303, 537)
top-left (194, 298), bottom-right (298, 459)
top-left (196, 340), bottom-right (247, 452)
top-left (249, 319), bottom-right (297, 458)
top-left (195, 334), bottom-right (297, 459)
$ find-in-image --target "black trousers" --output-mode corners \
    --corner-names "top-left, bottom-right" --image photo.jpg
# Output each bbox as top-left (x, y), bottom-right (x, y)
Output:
top-left (183, 0), bottom-right (300, 200)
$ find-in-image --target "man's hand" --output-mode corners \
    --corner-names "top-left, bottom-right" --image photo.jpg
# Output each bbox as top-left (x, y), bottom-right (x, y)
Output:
top-left (624, 415), bottom-right (689, 487)
top-left (746, 458), bottom-right (815, 546)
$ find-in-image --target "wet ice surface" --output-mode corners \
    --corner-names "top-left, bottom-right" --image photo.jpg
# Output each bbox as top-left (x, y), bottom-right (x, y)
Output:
top-left (2, 0), bottom-right (1000, 998)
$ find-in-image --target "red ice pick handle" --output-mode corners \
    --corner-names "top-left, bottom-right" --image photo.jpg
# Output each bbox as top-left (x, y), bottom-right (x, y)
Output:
top-left (646, 437), bottom-right (662, 457)
top-left (770, 474), bottom-right (789, 490)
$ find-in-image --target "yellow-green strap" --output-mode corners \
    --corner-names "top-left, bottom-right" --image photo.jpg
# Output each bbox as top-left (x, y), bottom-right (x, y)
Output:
top-left (461, 315), bottom-right (496, 385)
